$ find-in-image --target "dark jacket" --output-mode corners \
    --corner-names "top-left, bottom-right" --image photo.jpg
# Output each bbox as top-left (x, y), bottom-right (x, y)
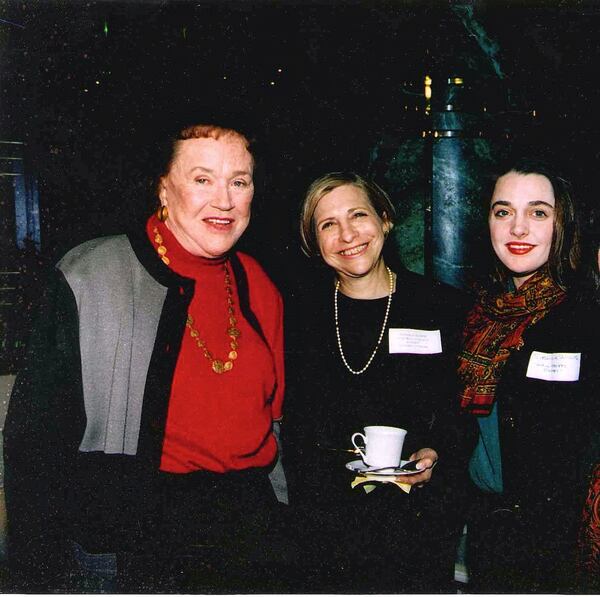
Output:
top-left (283, 266), bottom-right (476, 583)
top-left (3, 227), bottom-right (283, 587)
top-left (488, 297), bottom-right (599, 537)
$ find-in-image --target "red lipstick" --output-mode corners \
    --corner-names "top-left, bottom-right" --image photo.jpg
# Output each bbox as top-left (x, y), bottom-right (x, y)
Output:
top-left (506, 242), bottom-right (535, 255)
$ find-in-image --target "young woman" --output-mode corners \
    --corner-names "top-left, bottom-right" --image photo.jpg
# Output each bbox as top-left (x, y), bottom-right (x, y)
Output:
top-left (284, 172), bottom-right (475, 593)
top-left (458, 158), bottom-right (598, 592)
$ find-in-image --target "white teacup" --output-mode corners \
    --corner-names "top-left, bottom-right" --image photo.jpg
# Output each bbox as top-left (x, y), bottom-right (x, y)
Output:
top-left (351, 425), bottom-right (407, 469)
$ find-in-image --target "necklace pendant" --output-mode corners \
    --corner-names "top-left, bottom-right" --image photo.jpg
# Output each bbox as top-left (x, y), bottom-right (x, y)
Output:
top-left (152, 234), bottom-right (240, 376)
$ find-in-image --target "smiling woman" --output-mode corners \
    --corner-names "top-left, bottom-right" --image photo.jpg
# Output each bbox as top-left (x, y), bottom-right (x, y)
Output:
top-left (313, 184), bottom-right (391, 288)
top-left (3, 121), bottom-right (286, 592)
top-left (488, 172), bottom-right (556, 287)
top-left (285, 172), bottom-right (476, 593)
top-left (457, 157), bottom-right (599, 593)
top-left (157, 128), bottom-right (254, 259)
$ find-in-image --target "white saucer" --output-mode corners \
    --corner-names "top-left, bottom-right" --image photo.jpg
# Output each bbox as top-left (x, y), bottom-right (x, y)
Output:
top-left (345, 459), bottom-right (419, 477)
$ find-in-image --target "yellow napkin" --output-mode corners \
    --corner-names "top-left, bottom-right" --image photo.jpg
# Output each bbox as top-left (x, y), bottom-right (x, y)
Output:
top-left (351, 474), bottom-right (412, 494)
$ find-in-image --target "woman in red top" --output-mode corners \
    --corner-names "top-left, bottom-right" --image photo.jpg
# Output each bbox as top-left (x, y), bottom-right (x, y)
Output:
top-left (152, 125), bottom-right (283, 474)
top-left (4, 122), bottom-right (285, 592)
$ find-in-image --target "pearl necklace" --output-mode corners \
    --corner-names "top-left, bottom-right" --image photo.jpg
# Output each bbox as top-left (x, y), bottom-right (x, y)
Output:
top-left (334, 266), bottom-right (394, 375)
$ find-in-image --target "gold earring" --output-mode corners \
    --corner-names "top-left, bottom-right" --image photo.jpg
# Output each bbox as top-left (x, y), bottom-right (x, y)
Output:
top-left (157, 205), bottom-right (169, 222)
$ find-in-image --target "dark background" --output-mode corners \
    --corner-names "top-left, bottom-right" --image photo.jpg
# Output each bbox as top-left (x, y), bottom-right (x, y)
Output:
top-left (1, 0), bottom-right (598, 579)
top-left (1, 1), bottom-right (599, 355)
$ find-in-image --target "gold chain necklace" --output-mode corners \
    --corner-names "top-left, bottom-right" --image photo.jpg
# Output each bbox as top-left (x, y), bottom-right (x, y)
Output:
top-left (152, 227), bottom-right (240, 374)
top-left (334, 266), bottom-right (393, 375)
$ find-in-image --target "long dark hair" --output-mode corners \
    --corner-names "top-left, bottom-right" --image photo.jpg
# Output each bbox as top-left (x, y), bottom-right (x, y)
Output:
top-left (486, 157), bottom-right (581, 291)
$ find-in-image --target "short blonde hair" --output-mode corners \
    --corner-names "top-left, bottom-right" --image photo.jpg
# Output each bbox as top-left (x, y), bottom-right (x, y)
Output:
top-left (300, 172), bottom-right (396, 257)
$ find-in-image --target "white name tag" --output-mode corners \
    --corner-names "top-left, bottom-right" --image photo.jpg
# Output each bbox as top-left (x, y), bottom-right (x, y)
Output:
top-left (388, 328), bottom-right (442, 354)
top-left (526, 351), bottom-right (581, 382)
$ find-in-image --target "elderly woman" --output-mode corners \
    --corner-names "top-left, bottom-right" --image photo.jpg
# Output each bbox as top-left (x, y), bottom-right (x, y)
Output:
top-left (284, 172), bottom-right (475, 593)
top-left (4, 122), bottom-right (285, 592)
top-left (458, 158), bottom-right (599, 593)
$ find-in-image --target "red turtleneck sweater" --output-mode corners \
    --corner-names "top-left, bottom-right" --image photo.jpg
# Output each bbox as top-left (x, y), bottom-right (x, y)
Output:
top-left (146, 215), bottom-right (284, 473)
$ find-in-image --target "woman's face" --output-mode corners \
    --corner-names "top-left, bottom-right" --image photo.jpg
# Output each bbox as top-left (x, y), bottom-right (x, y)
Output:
top-left (159, 135), bottom-right (254, 258)
top-left (489, 171), bottom-right (556, 288)
top-left (314, 184), bottom-right (390, 280)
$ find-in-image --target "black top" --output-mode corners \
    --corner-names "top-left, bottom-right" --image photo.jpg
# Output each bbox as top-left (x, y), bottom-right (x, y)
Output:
top-left (283, 266), bottom-right (476, 581)
top-left (464, 293), bottom-right (600, 592)
top-left (487, 296), bottom-right (599, 525)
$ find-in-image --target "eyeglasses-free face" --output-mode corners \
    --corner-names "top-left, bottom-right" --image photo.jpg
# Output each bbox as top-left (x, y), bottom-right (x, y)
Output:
top-left (159, 135), bottom-right (254, 259)
top-left (489, 172), bottom-right (556, 289)
top-left (314, 184), bottom-right (391, 283)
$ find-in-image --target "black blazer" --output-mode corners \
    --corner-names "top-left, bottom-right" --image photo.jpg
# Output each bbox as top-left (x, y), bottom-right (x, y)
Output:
top-left (490, 297), bottom-right (599, 531)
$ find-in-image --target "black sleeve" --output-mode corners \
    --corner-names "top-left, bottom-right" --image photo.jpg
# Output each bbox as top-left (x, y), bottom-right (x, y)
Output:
top-left (408, 281), bottom-right (478, 533)
top-left (280, 284), bottom-right (310, 503)
top-left (433, 281), bottom-right (477, 468)
top-left (3, 267), bottom-right (86, 589)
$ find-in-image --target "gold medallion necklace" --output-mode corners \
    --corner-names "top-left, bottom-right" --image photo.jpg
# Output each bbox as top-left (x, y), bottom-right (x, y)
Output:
top-left (152, 226), bottom-right (240, 374)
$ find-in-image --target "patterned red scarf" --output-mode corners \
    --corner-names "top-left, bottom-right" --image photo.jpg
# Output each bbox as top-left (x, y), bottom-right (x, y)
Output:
top-left (458, 267), bottom-right (566, 415)
top-left (577, 464), bottom-right (600, 589)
